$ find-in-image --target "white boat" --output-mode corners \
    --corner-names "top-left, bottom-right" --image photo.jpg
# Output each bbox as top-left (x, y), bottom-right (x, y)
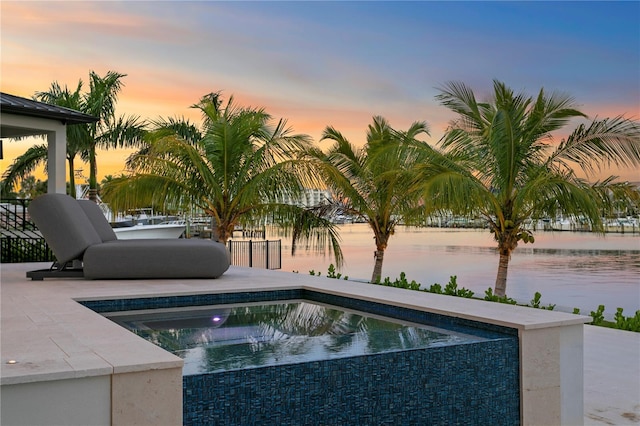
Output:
top-left (113, 223), bottom-right (186, 239)
top-left (73, 185), bottom-right (186, 239)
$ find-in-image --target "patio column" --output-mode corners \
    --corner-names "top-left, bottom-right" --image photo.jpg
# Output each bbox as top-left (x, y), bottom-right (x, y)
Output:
top-left (46, 124), bottom-right (67, 194)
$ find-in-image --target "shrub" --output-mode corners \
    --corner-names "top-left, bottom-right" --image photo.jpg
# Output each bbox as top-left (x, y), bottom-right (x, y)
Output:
top-left (590, 305), bottom-right (605, 326)
top-left (529, 292), bottom-right (556, 310)
top-left (429, 283), bottom-right (443, 294)
top-left (614, 308), bottom-right (640, 332)
top-left (484, 288), bottom-right (517, 305)
top-left (378, 272), bottom-right (421, 291)
top-left (443, 276), bottom-right (474, 298)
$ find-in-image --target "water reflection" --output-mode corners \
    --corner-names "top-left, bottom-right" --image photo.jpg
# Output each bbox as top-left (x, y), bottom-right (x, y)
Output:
top-left (110, 301), bottom-right (483, 375)
top-left (279, 225), bottom-right (640, 316)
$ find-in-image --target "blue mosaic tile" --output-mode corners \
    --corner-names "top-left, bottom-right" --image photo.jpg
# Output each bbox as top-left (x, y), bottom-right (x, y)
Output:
top-left (183, 339), bottom-right (519, 425)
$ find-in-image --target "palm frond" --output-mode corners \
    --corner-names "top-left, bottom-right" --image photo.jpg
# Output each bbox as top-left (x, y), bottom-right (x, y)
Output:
top-left (1, 144), bottom-right (49, 191)
top-left (286, 205), bottom-right (344, 268)
top-left (549, 116), bottom-right (640, 176)
top-left (436, 81), bottom-right (487, 130)
top-left (96, 114), bottom-right (147, 149)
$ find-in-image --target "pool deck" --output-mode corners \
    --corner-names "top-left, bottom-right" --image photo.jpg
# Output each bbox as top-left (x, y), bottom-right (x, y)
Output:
top-left (1, 262), bottom-right (639, 425)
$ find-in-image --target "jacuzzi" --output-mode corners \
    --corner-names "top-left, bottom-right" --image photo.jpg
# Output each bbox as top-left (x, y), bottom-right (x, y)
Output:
top-left (81, 289), bottom-right (520, 425)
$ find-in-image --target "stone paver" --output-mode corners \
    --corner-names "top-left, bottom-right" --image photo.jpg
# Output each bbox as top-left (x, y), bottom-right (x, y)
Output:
top-left (584, 325), bottom-right (640, 425)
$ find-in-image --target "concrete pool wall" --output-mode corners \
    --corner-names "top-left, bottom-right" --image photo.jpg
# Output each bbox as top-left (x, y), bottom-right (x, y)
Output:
top-left (1, 263), bottom-right (591, 425)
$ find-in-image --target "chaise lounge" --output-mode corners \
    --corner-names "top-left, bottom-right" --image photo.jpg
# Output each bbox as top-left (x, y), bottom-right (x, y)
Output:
top-left (27, 193), bottom-right (230, 280)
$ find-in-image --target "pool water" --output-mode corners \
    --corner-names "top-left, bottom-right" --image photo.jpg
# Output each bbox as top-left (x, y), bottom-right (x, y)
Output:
top-left (107, 300), bottom-right (487, 375)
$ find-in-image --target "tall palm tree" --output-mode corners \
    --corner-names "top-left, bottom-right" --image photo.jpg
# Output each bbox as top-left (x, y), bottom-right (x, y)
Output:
top-left (71, 70), bottom-right (146, 201)
top-left (101, 92), bottom-right (343, 262)
top-left (422, 80), bottom-right (640, 296)
top-left (306, 116), bottom-right (431, 283)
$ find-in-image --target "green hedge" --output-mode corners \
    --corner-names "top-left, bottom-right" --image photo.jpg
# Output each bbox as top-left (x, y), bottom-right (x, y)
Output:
top-left (302, 265), bottom-right (640, 333)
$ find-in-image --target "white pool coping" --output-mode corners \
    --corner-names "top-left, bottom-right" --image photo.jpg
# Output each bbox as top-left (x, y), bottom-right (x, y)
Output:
top-left (1, 262), bottom-right (637, 425)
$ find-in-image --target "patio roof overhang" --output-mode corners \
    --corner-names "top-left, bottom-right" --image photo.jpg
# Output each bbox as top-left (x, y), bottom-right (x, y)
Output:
top-left (0, 92), bottom-right (98, 194)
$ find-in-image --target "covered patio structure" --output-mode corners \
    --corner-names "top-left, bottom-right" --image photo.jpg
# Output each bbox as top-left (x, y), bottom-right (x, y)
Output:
top-left (0, 92), bottom-right (98, 194)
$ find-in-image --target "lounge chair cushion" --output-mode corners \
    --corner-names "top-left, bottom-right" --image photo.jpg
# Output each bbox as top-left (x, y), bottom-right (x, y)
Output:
top-left (28, 193), bottom-right (102, 264)
top-left (77, 199), bottom-right (118, 242)
top-left (83, 239), bottom-right (230, 279)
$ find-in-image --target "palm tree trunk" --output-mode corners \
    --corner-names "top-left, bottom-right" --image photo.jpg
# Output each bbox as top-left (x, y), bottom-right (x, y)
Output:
top-left (210, 217), bottom-right (223, 242)
top-left (371, 249), bottom-right (385, 283)
top-left (494, 248), bottom-right (510, 297)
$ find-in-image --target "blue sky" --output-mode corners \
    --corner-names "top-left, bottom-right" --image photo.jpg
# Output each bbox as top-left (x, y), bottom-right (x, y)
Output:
top-left (1, 1), bottom-right (639, 180)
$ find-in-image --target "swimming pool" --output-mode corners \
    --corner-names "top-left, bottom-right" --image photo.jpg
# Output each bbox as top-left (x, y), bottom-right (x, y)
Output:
top-left (82, 289), bottom-right (520, 425)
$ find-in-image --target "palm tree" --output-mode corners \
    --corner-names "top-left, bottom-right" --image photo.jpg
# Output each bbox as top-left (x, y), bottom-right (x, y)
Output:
top-left (68, 70), bottom-right (146, 201)
top-left (2, 72), bottom-right (145, 201)
top-left (422, 80), bottom-right (640, 297)
top-left (100, 92), bottom-right (343, 262)
top-left (2, 81), bottom-right (88, 199)
top-left (306, 116), bottom-right (431, 283)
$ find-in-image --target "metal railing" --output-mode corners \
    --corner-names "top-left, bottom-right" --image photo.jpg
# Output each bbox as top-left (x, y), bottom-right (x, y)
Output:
top-left (1, 236), bottom-right (55, 263)
top-left (227, 239), bottom-right (281, 270)
top-left (0, 198), bottom-right (52, 263)
top-left (1, 198), bottom-right (35, 232)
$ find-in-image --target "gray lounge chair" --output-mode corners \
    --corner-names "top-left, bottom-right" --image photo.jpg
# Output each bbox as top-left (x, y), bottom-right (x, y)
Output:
top-left (26, 193), bottom-right (230, 280)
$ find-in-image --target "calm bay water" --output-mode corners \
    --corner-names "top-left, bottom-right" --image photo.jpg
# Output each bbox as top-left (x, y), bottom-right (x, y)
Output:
top-left (275, 224), bottom-right (640, 319)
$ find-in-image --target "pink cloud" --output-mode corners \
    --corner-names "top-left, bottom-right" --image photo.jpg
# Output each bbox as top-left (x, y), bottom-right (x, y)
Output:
top-left (1, 2), bottom-right (193, 45)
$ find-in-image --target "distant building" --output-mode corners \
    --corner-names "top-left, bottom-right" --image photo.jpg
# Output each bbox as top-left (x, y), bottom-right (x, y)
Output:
top-left (278, 188), bottom-right (332, 207)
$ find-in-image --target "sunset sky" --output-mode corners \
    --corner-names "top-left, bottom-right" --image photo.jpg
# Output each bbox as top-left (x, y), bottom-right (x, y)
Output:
top-left (2, 1), bottom-right (639, 184)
